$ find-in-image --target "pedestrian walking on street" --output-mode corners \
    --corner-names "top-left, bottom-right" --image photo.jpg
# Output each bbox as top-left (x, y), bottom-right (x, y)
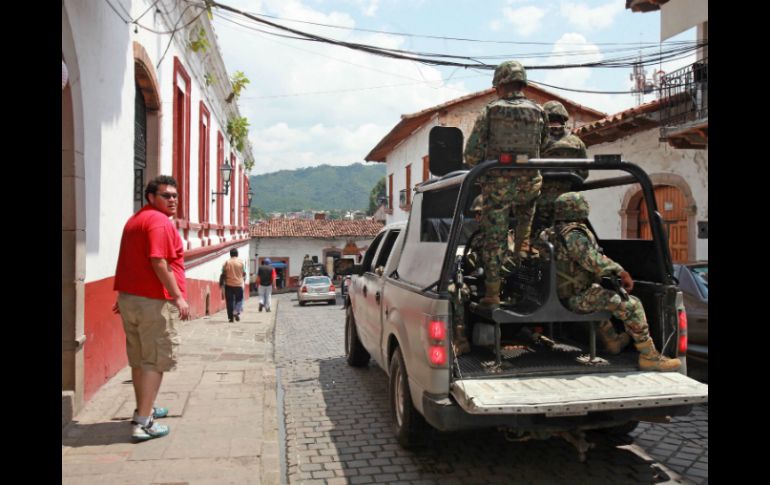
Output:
top-left (112, 175), bottom-right (190, 441)
top-left (257, 258), bottom-right (277, 312)
top-left (222, 248), bottom-right (246, 322)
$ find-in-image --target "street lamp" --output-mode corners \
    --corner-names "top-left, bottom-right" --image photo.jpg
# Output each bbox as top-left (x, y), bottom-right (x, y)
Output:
top-left (211, 160), bottom-right (233, 203)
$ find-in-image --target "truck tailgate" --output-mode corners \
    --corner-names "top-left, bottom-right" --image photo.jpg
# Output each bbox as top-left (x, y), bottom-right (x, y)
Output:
top-left (451, 372), bottom-right (707, 416)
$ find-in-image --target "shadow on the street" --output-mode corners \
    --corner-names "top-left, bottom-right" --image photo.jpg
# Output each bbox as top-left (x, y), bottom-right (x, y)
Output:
top-left (62, 420), bottom-right (134, 446)
top-left (278, 356), bottom-right (678, 484)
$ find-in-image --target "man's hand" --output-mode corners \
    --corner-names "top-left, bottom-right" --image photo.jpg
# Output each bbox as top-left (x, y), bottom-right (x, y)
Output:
top-left (619, 271), bottom-right (634, 292)
top-left (112, 301), bottom-right (120, 314)
top-left (174, 296), bottom-right (191, 320)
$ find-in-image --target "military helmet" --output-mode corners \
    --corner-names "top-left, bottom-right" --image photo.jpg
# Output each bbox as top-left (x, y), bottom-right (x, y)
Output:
top-left (554, 192), bottom-right (590, 221)
top-left (493, 60), bottom-right (527, 87)
top-left (543, 101), bottom-right (569, 121)
top-left (470, 195), bottom-right (483, 212)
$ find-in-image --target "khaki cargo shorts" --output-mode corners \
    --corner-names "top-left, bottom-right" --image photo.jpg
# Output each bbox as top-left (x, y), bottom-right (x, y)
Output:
top-left (118, 293), bottom-right (180, 372)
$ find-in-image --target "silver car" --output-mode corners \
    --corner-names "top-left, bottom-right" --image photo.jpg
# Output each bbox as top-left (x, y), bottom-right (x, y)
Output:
top-left (297, 276), bottom-right (337, 306)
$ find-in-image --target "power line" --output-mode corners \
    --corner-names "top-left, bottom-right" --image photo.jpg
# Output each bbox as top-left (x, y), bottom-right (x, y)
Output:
top-left (205, 0), bottom-right (705, 72)
top-left (104, 0), bottom-right (129, 23)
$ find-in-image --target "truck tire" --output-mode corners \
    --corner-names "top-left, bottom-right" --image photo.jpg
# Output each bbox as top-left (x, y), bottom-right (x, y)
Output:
top-left (389, 347), bottom-right (428, 448)
top-left (600, 420), bottom-right (640, 435)
top-left (345, 306), bottom-right (370, 367)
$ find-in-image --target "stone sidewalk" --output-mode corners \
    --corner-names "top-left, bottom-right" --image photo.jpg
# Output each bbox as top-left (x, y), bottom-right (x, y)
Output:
top-left (62, 296), bottom-right (282, 485)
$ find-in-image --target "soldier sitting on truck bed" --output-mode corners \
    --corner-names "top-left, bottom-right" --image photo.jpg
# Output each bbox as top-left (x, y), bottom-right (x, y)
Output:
top-left (540, 192), bottom-right (681, 371)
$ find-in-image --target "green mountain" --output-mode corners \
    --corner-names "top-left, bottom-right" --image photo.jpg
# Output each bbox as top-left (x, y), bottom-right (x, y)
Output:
top-left (249, 163), bottom-right (386, 213)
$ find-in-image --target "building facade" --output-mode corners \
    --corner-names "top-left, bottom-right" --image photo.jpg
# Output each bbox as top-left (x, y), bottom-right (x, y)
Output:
top-left (62, 0), bottom-right (253, 423)
top-left (365, 86), bottom-right (607, 224)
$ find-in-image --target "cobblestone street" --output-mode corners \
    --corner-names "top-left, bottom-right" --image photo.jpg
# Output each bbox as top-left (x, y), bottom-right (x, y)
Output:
top-left (273, 293), bottom-right (708, 484)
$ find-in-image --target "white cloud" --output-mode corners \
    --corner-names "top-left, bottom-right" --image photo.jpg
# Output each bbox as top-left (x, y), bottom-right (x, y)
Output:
top-left (212, 0), bottom-right (469, 175)
top-left (560, 1), bottom-right (623, 32)
top-left (539, 33), bottom-right (632, 116)
top-left (500, 6), bottom-right (548, 36)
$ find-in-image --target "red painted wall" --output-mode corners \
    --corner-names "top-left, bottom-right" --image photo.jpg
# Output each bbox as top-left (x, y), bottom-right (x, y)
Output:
top-left (83, 276), bottom-right (248, 401)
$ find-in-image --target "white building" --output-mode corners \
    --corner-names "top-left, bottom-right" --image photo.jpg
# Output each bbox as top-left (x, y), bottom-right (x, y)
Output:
top-left (62, 0), bottom-right (253, 423)
top-left (365, 86), bottom-right (607, 225)
top-left (249, 219), bottom-right (383, 288)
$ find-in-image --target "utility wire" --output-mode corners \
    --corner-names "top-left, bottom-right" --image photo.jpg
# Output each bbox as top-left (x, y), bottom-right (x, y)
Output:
top-left (104, 0), bottom-right (130, 23)
top-left (205, 0), bottom-right (705, 71)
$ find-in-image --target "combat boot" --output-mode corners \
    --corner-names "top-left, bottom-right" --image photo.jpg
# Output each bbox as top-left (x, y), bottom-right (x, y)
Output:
top-left (597, 321), bottom-right (631, 355)
top-left (479, 281), bottom-right (501, 309)
top-left (635, 338), bottom-right (681, 372)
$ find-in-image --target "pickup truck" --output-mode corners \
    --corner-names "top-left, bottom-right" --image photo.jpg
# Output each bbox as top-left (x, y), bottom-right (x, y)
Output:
top-left (344, 127), bottom-right (708, 460)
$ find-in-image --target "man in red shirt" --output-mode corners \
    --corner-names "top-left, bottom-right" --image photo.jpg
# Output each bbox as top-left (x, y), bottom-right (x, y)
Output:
top-left (113, 175), bottom-right (190, 441)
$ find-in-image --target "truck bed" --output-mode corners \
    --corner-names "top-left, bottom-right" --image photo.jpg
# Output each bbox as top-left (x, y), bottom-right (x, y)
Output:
top-left (455, 340), bottom-right (639, 379)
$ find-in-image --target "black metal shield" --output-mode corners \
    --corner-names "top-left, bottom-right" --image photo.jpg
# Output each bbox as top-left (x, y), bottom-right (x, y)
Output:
top-left (428, 126), bottom-right (464, 176)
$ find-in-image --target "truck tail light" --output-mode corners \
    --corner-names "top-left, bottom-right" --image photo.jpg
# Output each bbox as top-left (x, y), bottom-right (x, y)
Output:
top-left (499, 153), bottom-right (513, 164)
top-left (424, 316), bottom-right (448, 368)
top-left (678, 309), bottom-right (688, 354)
top-left (301, 286), bottom-right (307, 293)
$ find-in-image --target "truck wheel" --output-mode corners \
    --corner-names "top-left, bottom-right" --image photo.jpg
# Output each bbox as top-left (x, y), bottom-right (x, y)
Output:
top-left (345, 306), bottom-right (370, 367)
top-left (600, 420), bottom-right (640, 435)
top-left (389, 347), bottom-right (428, 448)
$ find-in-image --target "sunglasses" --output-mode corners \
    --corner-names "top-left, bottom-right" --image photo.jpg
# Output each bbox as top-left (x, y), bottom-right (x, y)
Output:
top-left (157, 193), bottom-right (179, 200)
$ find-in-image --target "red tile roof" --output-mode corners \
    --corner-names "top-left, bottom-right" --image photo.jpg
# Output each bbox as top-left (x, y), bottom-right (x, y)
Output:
top-left (572, 98), bottom-right (663, 146)
top-left (250, 219), bottom-right (384, 238)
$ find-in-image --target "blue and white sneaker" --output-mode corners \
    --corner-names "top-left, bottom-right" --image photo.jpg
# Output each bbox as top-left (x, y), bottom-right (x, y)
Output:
top-left (132, 418), bottom-right (170, 441)
top-left (132, 406), bottom-right (169, 423)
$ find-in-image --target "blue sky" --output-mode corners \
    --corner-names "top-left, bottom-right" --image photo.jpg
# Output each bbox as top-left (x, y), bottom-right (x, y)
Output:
top-left (211, 0), bottom-right (698, 174)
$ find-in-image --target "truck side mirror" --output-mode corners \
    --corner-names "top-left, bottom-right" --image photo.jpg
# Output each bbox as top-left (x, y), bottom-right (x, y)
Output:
top-left (429, 126), bottom-right (464, 176)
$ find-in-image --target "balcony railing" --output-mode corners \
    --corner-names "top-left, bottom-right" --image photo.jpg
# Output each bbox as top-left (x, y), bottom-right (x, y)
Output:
top-left (659, 58), bottom-right (708, 137)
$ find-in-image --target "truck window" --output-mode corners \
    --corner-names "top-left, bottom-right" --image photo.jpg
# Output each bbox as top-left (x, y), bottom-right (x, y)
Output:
top-left (420, 187), bottom-right (460, 242)
top-left (361, 232), bottom-right (385, 273)
top-left (374, 229), bottom-right (401, 271)
top-left (398, 192), bottom-right (448, 288)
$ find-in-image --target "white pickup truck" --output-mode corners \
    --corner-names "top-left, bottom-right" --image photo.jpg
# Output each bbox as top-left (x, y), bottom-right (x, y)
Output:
top-left (344, 127), bottom-right (707, 460)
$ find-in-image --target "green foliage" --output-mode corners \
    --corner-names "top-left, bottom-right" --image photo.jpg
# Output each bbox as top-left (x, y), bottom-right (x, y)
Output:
top-left (227, 116), bottom-right (250, 152)
top-left (226, 71), bottom-right (250, 103)
top-left (244, 158), bottom-right (255, 171)
top-left (250, 206), bottom-right (268, 221)
top-left (204, 72), bottom-right (217, 86)
top-left (189, 28), bottom-right (209, 53)
top-left (367, 176), bottom-right (386, 215)
top-left (249, 163), bottom-right (386, 213)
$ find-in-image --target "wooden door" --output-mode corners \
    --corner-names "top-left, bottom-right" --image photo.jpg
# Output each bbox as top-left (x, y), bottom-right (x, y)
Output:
top-left (638, 186), bottom-right (689, 263)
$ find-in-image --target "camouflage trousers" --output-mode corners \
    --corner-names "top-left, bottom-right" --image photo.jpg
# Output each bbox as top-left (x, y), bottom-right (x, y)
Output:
top-left (567, 284), bottom-right (650, 342)
top-left (533, 180), bottom-right (572, 230)
top-left (447, 282), bottom-right (469, 342)
top-left (480, 170), bottom-right (542, 285)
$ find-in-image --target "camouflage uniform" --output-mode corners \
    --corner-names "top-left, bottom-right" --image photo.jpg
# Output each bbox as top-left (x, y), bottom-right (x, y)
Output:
top-left (464, 61), bottom-right (548, 292)
top-left (535, 101), bottom-right (589, 231)
top-left (542, 193), bottom-right (681, 371)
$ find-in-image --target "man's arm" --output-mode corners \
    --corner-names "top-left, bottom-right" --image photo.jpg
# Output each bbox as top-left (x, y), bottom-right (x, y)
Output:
top-left (150, 257), bottom-right (190, 320)
top-left (272, 269), bottom-right (277, 290)
top-left (564, 231), bottom-right (624, 278)
top-left (463, 108), bottom-right (488, 168)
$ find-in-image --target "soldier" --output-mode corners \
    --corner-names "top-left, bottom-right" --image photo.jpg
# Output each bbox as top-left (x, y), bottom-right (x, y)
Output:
top-left (464, 60), bottom-right (549, 308)
top-left (542, 192), bottom-right (681, 371)
top-left (535, 101), bottom-right (589, 232)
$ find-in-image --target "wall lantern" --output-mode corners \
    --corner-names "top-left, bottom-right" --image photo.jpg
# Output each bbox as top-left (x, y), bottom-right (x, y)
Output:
top-left (241, 189), bottom-right (254, 208)
top-left (211, 160), bottom-right (233, 202)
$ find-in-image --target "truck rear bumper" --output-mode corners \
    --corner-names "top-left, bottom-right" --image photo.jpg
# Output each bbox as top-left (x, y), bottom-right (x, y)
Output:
top-left (422, 392), bottom-right (696, 433)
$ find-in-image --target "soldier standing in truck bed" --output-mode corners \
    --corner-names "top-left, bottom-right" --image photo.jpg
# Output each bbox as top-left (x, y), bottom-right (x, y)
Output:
top-left (464, 60), bottom-right (549, 309)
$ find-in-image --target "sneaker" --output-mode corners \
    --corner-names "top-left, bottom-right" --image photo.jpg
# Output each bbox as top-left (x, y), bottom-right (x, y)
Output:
top-left (228, 318), bottom-right (234, 322)
top-left (234, 313), bottom-right (240, 321)
top-left (132, 418), bottom-right (170, 441)
top-left (266, 308), bottom-right (271, 312)
top-left (132, 407), bottom-right (169, 423)
top-left (259, 303), bottom-right (264, 312)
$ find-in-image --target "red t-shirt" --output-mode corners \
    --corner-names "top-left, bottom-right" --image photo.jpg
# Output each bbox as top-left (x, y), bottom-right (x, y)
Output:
top-left (114, 205), bottom-right (186, 300)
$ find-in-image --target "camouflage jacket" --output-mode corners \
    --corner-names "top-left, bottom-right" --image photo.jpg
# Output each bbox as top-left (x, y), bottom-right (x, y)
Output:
top-left (542, 132), bottom-right (589, 181)
top-left (464, 93), bottom-right (549, 170)
top-left (542, 222), bottom-right (624, 299)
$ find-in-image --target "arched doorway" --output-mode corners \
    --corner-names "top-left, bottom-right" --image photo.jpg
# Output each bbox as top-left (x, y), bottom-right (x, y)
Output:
top-left (637, 185), bottom-right (690, 263)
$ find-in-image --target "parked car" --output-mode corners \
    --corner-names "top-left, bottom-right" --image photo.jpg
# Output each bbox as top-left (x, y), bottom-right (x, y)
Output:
top-left (674, 262), bottom-right (708, 382)
top-left (298, 276), bottom-right (337, 306)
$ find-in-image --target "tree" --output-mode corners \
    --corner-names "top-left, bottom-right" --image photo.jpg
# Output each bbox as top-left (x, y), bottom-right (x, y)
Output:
top-left (368, 176), bottom-right (386, 215)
